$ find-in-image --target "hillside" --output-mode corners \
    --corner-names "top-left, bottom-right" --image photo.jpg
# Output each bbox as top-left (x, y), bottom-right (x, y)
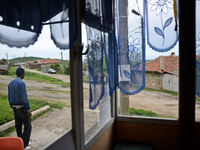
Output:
top-left (9, 57), bottom-right (69, 65)
top-left (9, 57), bottom-right (45, 63)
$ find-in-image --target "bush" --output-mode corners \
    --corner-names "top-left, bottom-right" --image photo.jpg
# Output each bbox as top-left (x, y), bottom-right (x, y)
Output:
top-left (64, 65), bottom-right (70, 75)
top-left (129, 107), bottom-right (159, 117)
top-left (50, 63), bottom-right (60, 72)
top-left (37, 68), bottom-right (42, 71)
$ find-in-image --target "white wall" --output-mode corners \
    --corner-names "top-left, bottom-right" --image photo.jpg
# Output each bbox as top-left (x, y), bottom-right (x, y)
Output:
top-left (162, 74), bottom-right (179, 92)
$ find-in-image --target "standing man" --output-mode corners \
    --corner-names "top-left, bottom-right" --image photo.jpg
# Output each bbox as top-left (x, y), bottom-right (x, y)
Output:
top-left (8, 67), bottom-right (32, 149)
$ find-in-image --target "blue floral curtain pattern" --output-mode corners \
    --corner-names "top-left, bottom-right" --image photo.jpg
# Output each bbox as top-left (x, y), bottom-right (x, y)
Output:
top-left (86, 26), bottom-right (105, 110)
top-left (85, 0), bottom-right (118, 110)
top-left (196, 0), bottom-right (200, 96)
top-left (146, 0), bottom-right (178, 52)
top-left (116, 0), bottom-right (145, 95)
top-left (47, 0), bottom-right (77, 49)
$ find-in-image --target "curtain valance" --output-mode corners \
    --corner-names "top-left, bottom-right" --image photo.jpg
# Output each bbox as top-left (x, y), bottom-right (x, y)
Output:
top-left (145, 0), bottom-right (178, 52)
top-left (0, 0), bottom-right (77, 49)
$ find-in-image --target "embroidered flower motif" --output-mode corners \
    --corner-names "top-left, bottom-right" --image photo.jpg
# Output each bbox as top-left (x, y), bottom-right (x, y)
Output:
top-left (149, 0), bottom-right (173, 46)
top-left (129, 37), bottom-right (141, 53)
top-left (196, 33), bottom-right (200, 52)
top-left (149, 0), bottom-right (173, 16)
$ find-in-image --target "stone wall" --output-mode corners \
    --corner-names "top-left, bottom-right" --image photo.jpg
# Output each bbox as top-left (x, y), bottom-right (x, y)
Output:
top-left (41, 64), bottom-right (51, 70)
top-left (145, 72), bottom-right (162, 90)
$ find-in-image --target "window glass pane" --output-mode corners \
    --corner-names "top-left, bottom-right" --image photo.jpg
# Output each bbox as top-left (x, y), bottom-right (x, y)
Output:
top-left (82, 23), bottom-right (112, 143)
top-left (196, 0), bottom-right (200, 122)
top-left (117, 0), bottom-right (179, 120)
top-left (0, 25), bottom-right (72, 149)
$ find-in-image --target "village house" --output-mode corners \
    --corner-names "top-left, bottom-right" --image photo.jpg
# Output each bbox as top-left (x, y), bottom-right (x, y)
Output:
top-left (29, 59), bottom-right (61, 70)
top-left (145, 52), bottom-right (179, 92)
top-left (26, 61), bottom-right (33, 67)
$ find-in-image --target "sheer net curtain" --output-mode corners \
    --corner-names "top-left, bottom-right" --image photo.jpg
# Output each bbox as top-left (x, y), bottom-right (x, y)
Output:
top-left (145, 0), bottom-right (178, 52)
top-left (116, 0), bottom-right (145, 95)
top-left (0, 0), bottom-right (77, 50)
top-left (196, 0), bottom-right (200, 97)
top-left (85, 0), bottom-right (118, 110)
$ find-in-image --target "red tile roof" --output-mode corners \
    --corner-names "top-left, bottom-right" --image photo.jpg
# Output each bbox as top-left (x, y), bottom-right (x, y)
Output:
top-left (139, 53), bottom-right (179, 73)
top-left (37, 59), bottom-right (61, 64)
top-left (27, 61), bottom-right (33, 64)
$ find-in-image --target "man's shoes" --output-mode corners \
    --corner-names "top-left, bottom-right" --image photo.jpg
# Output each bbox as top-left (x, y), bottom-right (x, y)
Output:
top-left (28, 142), bottom-right (31, 146)
top-left (24, 146), bottom-right (31, 150)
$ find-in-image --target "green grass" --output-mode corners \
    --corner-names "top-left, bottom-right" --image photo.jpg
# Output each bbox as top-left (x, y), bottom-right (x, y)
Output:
top-left (144, 87), bottom-right (178, 97)
top-left (196, 97), bottom-right (200, 102)
top-left (39, 90), bottom-right (70, 94)
top-left (144, 87), bottom-right (200, 102)
top-left (118, 107), bottom-right (177, 119)
top-left (83, 77), bottom-right (89, 83)
top-left (0, 127), bottom-right (16, 137)
top-left (129, 107), bottom-right (160, 117)
top-left (0, 94), bottom-right (66, 126)
top-left (3, 66), bottom-right (70, 87)
top-left (0, 95), bottom-right (14, 126)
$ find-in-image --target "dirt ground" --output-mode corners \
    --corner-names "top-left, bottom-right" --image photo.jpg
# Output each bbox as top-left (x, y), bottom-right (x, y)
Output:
top-left (1, 69), bottom-right (200, 149)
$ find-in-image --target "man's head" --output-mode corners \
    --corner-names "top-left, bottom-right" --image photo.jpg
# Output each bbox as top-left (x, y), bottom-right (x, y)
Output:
top-left (16, 68), bottom-right (25, 79)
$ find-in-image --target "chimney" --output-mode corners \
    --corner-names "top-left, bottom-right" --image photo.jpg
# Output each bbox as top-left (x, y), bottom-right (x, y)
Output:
top-left (171, 52), bottom-right (175, 56)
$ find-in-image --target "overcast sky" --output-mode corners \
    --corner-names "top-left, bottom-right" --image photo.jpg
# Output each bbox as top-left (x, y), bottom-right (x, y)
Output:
top-left (0, 25), bottom-right (178, 61)
top-left (0, 0), bottom-right (179, 61)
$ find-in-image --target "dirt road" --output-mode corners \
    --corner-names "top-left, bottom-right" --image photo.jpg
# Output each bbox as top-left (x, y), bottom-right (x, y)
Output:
top-left (1, 69), bottom-right (200, 149)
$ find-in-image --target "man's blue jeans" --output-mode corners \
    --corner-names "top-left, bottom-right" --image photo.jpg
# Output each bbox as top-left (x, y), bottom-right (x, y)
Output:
top-left (13, 107), bottom-right (32, 147)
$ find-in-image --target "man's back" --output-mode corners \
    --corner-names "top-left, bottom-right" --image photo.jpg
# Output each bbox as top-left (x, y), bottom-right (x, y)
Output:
top-left (8, 78), bottom-right (30, 110)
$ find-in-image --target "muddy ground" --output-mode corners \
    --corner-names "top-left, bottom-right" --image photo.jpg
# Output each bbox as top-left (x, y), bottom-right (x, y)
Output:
top-left (1, 69), bottom-right (200, 149)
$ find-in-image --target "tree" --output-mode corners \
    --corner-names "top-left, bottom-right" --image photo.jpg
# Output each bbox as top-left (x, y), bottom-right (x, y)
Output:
top-left (1, 59), bottom-right (7, 65)
top-left (50, 63), bottom-right (61, 72)
top-left (64, 65), bottom-right (70, 75)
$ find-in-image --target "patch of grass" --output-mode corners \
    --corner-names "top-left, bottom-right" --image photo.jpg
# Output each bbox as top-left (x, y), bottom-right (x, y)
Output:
top-left (0, 83), bottom-right (7, 88)
top-left (83, 77), bottom-right (89, 83)
top-left (4, 66), bottom-right (70, 86)
top-left (39, 90), bottom-right (70, 94)
top-left (144, 87), bottom-right (178, 97)
top-left (118, 107), bottom-right (177, 119)
top-left (0, 95), bottom-right (14, 126)
top-left (196, 97), bottom-right (200, 102)
top-left (92, 112), bottom-right (98, 115)
top-left (0, 94), bottom-right (66, 126)
top-left (0, 127), bottom-right (16, 137)
top-left (31, 110), bottom-right (49, 121)
top-left (6, 66), bottom-right (17, 76)
top-left (129, 107), bottom-right (160, 117)
top-left (24, 72), bottom-right (69, 86)
top-left (29, 99), bottom-right (66, 110)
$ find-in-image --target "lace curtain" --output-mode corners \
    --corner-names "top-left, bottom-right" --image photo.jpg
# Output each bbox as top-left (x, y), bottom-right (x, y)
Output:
top-left (85, 0), bottom-right (118, 110)
top-left (196, 0), bottom-right (200, 96)
top-left (0, 0), bottom-right (77, 49)
top-left (145, 0), bottom-right (178, 52)
top-left (116, 0), bottom-right (145, 95)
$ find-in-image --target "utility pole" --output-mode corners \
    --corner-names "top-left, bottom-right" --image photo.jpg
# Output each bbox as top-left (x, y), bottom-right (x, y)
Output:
top-left (6, 53), bottom-right (9, 65)
top-left (119, 0), bottom-right (129, 115)
top-left (24, 52), bottom-right (26, 63)
top-left (61, 51), bottom-right (64, 74)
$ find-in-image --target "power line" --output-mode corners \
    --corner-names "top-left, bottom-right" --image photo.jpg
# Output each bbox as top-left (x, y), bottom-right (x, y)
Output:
top-left (135, 0), bottom-right (141, 16)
